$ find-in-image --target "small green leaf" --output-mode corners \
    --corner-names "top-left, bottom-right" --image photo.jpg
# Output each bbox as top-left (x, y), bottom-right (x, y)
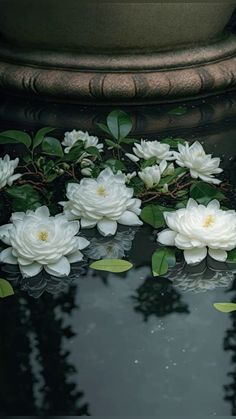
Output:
top-left (0, 278), bottom-right (14, 298)
top-left (33, 127), bottom-right (55, 150)
top-left (107, 110), bottom-right (132, 140)
top-left (158, 167), bottom-right (187, 186)
top-left (141, 157), bottom-right (157, 169)
top-left (161, 137), bottom-right (185, 149)
top-left (213, 303), bottom-right (236, 313)
top-left (96, 122), bottom-right (112, 136)
top-left (6, 184), bottom-right (43, 211)
top-left (0, 130), bottom-right (32, 148)
top-left (129, 177), bottom-right (144, 194)
top-left (105, 139), bottom-right (121, 149)
top-left (64, 143), bottom-right (83, 161)
top-left (227, 249), bottom-right (236, 263)
top-left (190, 182), bottom-right (225, 205)
top-left (152, 247), bottom-right (176, 277)
top-left (90, 259), bottom-right (133, 273)
top-left (120, 138), bottom-right (137, 144)
top-left (103, 158), bottom-right (127, 173)
top-left (42, 137), bottom-right (64, 157)
top-left (141, 205), bottom-right (165, 229)
top-left (168, 106), bottom-right (188, 116)
top-left (85, 146), bottom-right (102, 160)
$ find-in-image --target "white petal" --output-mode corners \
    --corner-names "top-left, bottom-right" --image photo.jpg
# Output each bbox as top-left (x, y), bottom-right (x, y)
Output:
top-left (7, 173), bottom-right (22, 186)
top-left (97, 219), bottom-right (117, 237)
top-left (207, 200), bottom-right (220, 211)
top-left (0, 247), bottom-right (17, 264)
top-left (0, 224), bottom-right (12, 245)
top-left (157, 229), bottom-right (177, 246)
top-left (67, 250), bottom-right (84, 263)
top-left (184, 247), bottom-right (207, 265)
top-left (186, 198), bottom-right (198, 210)
top-left (35, 206), bottom-right (50, 218)
top-left (81, 218), bottom-right (97, 229)
top-left (20, 262), bottom-right (43, 278)
top-left (117, 211), bottom-right (143, 226)
top-left (208, 248), bottom-right (227, 262)
top-left (45, 257), bottom-right (71, 277)
top-left (76, 237), bottom-right (90, 250)
top-left (125, 153), bottom-right (140, 163)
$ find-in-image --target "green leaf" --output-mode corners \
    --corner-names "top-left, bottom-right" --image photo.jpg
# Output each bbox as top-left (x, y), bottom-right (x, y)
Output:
top-left (105, 139), bottom-right (121, 149)
top-left (85, 146), bottom-right (102, 160)
top-left (0, 130), bottom-right (32, 148)
top-left (141, 157), bottom-right (157, 169)
top-left (96, 122), bottom-right (112, 136)
top-left (152, 247), bottom-right (176, 277)
top-left (42, 137), bottom-right (64, 158)
top-left (161, 137), bottom-right (185, 149)
top-left (90, 259), bottom-right (133, 273)
top-left (158, 167), bottom-right (187, 186)
top-left (64, 144), bottom-right (83, 161)
top-left (129, 177), bottom-right (144, 194)
top-left (6, 184), bottom-right (43, 211)
top-left (227, 249), bottom-right (236, 263)
top-left (141, 205), bottom-right (165, 228)
top-left (190, 182), bottom-right (225, 205)
top-left (168, 106), bottom-right (188, 116)
top-left (107, 110), bottom-right (132, 140)
top-left (120, 138), bottom-right (137, 144)
top-left (33, 127), bottom-right (55, 150)
top-left (213, 303), bottom-right (236, 313)
top-left (103, 158), bottom-right (127, 173)
top-left (0, 278), bottom-right (14, 298)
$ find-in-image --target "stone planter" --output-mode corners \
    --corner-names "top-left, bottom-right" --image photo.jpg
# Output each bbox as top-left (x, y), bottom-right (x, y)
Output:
top-left (0, 1), bottom-right (236, 103)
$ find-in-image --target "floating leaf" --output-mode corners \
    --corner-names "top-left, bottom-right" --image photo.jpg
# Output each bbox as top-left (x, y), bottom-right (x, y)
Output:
top-left (0, 130), bottom-right (32, 148)
top-left (6, 184), bottom-right (43, 211)
top-left (213, 303), bottom-right (236, 313)
top-left (0, 278), bottom-right (14, 298)
top-left (190, 182), bottom-right (225, 205)
top-left (168, 106), bottom-right (188, 116)
top-left (141, 205), bottom-right (165, 229)
top-left (152, 247), bottom-right (176, 277)
top-left (90, 258), bottom-right (133, 273)
top-left (42, 137), bottom-right (64, 157)
top-left (33, 127), bottom-right (55, 150)
top-left (107, 110), bottom-right (132, 140)
top-left (227, 249), bottom-right (236, 263)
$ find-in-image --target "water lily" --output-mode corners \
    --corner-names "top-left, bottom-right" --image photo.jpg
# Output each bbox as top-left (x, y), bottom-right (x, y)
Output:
top-left (126, 140), bottom-right (174, 163)
top-left (0, 206), bottom-right (90, 278)
top-left (84, 229), bottom-right (137, 260)
top-left (60, 168), bottom-right (143, 237)
top-left (0, 154), bottom-right (21, 190)
top-left (62, 130), bottom-right (104, 154)
top-left (157, 198), bottom-right (236, 264)
top-left (138, 161), bottom-right (167, 189)
top-left (173, 141), bottom-right (222, 184)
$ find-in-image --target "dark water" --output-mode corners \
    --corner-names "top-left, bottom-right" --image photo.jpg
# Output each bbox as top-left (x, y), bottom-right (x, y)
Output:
top-left (1, 93), bottom-right (236, 416)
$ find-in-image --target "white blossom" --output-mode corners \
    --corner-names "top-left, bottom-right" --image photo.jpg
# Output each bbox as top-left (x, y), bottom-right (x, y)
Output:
top-left (127, 140), bottom-right (174, 163)
top-left (0, 155), bottom-right (21, 190)
top-left (62, 130), bottom-right (104, 154)
top-left (138, 161), bottom-right (167, 189)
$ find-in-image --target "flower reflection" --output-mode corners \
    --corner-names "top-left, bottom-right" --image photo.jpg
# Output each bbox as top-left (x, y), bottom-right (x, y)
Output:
top-left (1, 262), bottom-right (87, 298)
top-left (84, 228), bottom-right (137, 260)
top-left (165, 258), bottom-right (236, 293)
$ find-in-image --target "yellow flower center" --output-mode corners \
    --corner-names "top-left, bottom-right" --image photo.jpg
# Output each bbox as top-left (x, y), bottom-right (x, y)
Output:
top-left (38, 230), bottom-right (49, 241)
top-left (97, 185), bottom-right (107, 197)
top-left (202, 214), bottom-right (215, 228)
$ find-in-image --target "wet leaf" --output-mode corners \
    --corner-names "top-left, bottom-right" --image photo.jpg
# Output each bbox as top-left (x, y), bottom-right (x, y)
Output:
top-left (0, 278), bottom-right (14, 298)
top-left (0, 130), bottom-right (32, 148)
top-left (42, 137), bottom-right (64, 157)
top-left (6, 184), bottom-right (43, 211)
top-left (107, 110), bottom-right (132, 140)
top-left (152, 247), bottom-right (176, 277)
top-left (190, 182), bottom-right (225, 205)
top-left (141, 205), bottom-right (165, 228)
top-left (90, 258), bottom-right (133, 273)
top-left (213, 303), bottom-right (236, 313)
top-left (33, 127), bottom-right (55, 150)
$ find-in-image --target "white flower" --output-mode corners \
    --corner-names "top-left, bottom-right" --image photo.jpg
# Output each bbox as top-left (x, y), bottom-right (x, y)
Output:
top-left (62, 130), bottom-right (104, 154)
top-left (138, 160), bottom-right (167, 189)
top-left (128, 140), bottom-right (174, 163)
top-left (84, 229), bottom-right (137, 260)
top-left (173, 141), bottom-right (223, 184)
top-left (157, 199), bottom-right (236, 265)
top-left (117, 170), bottom-right (136, 184)
top-left (0, 206), bottom-right (90, 278)
top-left (60, 168), bottom-right (143, 237)
top-left (0, 155), bottom-right (21, 190)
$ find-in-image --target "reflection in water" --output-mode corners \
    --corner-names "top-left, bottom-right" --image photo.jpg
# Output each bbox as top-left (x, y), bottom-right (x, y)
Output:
top-left (165, 258), bottom-right (236, 294)
top-left (0, 284), bottom-right (90, 415)
top-left (132, 276), bottom-right (190, 322)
